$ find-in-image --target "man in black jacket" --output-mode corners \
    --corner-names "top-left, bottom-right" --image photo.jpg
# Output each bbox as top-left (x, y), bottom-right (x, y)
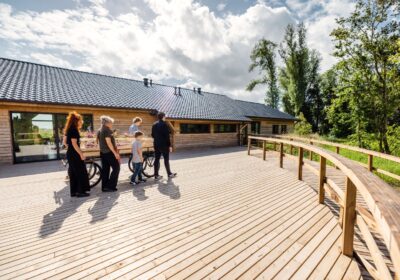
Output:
top-left (151, 112), bottom-right (177, 179)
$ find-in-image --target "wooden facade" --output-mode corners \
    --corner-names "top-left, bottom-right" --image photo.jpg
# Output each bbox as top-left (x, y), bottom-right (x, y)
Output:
top-left (0, 101), bottom-right (294, 164)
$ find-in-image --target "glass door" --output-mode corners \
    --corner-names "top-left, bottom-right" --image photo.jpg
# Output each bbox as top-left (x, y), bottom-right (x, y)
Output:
top-left (11, 113), bottom-right (57, 163)
top-left (55, 114), bottom-right (68, 159)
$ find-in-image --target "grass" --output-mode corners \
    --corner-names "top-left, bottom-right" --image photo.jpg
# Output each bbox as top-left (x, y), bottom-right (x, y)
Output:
top-left (251, 138), bottom-right (400, 190)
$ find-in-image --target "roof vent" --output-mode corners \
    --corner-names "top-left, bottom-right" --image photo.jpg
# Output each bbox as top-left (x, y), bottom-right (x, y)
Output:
top-left (197, 87), bottom-right (201, 94)
top-left (174, 86), bottom-right (177, 95)
top-left (178, 87), bottom-right (181, 96)
top-left (143, 78), bottom-right (149, 87)
top-left (150, 79), bottom-right (153, 87)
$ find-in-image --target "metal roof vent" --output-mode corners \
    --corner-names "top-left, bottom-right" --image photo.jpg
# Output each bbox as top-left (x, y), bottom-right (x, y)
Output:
top-left (197, 87), bottom-right (201, 94)
top-left (150, 79), bottom-right (153, 87)
top-left (143, 78), bottom-right (149, 87)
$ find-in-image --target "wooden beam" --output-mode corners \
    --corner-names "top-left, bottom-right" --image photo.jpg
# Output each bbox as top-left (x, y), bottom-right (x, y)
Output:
top-left (279, 142), bottom-right (284, 168)
top-left (368, 154), bottom-right (373, 172)
top-left (319, 156), bottom-right (326, 204)
top-left (247, 138), bottom-right (251, 155)
top-left (298, 147), bottom-right (303, 180)
top-left (263, 141), bottom-right (266, 161)
top-left (342, 177), bottom-right (357, 256)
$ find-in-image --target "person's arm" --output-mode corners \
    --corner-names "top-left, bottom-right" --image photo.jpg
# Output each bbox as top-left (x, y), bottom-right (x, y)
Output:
top-left (137, 145), bottom-right (143, 162)
top-left (71, 138), bottom-right (85, 160)
top-left (105, 137), bottom-right (120, 160)
top-left (163, 123), bottom-right (172, 150)
top-left (62, 135), bottom-right (68, 149)
top-left (151, 124), bottom-right (155, 139)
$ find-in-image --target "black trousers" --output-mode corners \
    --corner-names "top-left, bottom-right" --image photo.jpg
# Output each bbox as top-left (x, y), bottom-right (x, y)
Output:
top-left (154, 147), bottom-right (172, 176)
top-left (100, 152), bottom-right (120, 190)
top-left (67, 151), bottom-right (90, 195)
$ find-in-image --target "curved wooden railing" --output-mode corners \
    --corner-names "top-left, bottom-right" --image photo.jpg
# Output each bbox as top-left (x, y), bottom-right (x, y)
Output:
top-left (248, 135), bottom-right (400, 279)
top-left (268, 134), bottom-right (400, 182)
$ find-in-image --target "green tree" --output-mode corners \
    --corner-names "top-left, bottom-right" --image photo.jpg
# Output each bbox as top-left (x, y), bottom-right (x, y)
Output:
top-left (247, 39), bottom-right (280, 109)
top-left (279, 23), bottom-right (321, 127)
top-left (331, 0), bottom-right (400, 153)
top-left (319, 68), bottom-right (337, 135)
top-left (294, 112), bottom-right (313, 135)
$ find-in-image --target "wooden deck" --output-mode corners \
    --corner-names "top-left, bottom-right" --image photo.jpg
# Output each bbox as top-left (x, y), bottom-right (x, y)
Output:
top-left (0, 147), bottom-right (366, 279)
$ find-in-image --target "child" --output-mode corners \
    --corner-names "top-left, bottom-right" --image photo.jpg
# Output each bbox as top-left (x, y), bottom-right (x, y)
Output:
top-left (128, 117), bottom-right (142, 135)
top-left (130, 131), bottom-right (146, 185)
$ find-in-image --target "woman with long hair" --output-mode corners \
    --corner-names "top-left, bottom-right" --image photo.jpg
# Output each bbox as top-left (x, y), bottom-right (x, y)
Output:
top-left (64, 112), bottom-right (90, 197)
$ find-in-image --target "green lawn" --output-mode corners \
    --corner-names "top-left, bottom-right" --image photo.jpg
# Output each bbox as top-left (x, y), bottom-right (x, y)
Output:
top-left (253, 139), bottom-right (400, 190)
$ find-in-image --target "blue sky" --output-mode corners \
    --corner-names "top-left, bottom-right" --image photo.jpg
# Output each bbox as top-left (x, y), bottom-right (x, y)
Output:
top-left (0, 0), bottom-right (353, 102)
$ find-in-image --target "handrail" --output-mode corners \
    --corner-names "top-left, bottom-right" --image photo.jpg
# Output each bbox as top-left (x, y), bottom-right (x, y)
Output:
top-left (248, 135), bottom-right (400, 279)
top-left (260, 134), bottom-right (400, 182)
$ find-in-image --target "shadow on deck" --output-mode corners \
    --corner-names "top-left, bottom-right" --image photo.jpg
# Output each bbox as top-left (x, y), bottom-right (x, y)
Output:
top-left (0, 147), bottom-right (369, 279)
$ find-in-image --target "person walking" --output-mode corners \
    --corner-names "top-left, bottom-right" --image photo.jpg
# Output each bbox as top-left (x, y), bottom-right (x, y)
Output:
top-left (64, 112), bottom-right (90, 197)
top-left (151, 112), bottom-right (177, 180)
top-left (97, 116), bottom-right (120, 192)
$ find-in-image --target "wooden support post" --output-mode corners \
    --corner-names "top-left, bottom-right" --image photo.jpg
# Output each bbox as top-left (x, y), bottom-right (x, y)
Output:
top-left (298, 147), bottom-right (303, 180)
top-left (368, 154), bottom-right (373, 172)
top-left (290, 144), bottom-right (293, 155)
top-left (319, 156), bottom-right (326, 204)
top-left (247, 138), bottom-right (251, 155)
top-left (336, 146), bottom-right (340, 154)
top-left (339, 206), bottom-right (344, 228)
top-left (279, 143), bottom-right (284, 168)
top-left (342, 177), bottom-right (357, 257)
top-left (263, 141), bottom-right (266, 161)
top-left (274, 142), bottom-right (277, 151)
top-left (309, 151), bottom-right (313, 161)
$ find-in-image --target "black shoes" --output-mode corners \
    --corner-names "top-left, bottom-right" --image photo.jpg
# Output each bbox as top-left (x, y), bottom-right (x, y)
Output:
top-left (76, 193), bottom-right (90, 197)
top-left (103, 188), bottom-right (117, 192)
top-left (168, 173), bottom-right (177, 178)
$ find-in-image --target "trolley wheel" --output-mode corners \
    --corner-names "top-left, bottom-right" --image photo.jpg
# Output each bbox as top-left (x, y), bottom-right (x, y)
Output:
top-left (142, 153), bottom-right (155, 178)
top-left (86, 161), bottom-right (102, 188)
top-left (128, 155), bottom-right (134, 173)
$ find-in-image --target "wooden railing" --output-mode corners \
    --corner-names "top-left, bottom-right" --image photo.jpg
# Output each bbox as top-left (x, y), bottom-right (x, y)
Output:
top-left (248, 135), bottom-right (400, 279)
top-left (268, 134), bottom-right (400, 182)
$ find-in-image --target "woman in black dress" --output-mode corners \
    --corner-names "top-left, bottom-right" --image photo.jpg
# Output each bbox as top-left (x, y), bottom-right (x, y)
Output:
top-left (64, 112), bottom-right (90, 197)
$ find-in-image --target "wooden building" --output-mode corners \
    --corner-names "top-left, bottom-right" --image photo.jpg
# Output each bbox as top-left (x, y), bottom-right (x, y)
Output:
top-left (0, 58), bottom-right (296, 164)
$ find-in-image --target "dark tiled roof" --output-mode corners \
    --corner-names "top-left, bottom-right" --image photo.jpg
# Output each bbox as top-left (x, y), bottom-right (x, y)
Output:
top-left (0, 58), bottom-right (296, 121)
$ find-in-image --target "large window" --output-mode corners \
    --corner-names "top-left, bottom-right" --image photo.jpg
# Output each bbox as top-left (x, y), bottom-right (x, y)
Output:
top-left (180, 123), bottom-right (210, 134)
top-left (214, 124), bottom-right (237, 133)
top-left (11, 112), bottom-right (93, 163)
top-left (251, 122), bottom-right (260, 134)
top-left (272, 125), bottom-right (279, 134)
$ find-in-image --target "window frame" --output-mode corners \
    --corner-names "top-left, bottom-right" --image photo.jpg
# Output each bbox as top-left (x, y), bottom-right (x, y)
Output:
top-left (272, 124), bottom-right (280, 134)
top-left (213, 124), bottom-right (238, 133)
top-left (179, 123), bottom-right (211, 134)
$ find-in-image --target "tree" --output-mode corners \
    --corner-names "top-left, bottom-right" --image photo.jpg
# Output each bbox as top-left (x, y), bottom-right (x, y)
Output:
top-left (319, 68), bottom-right (337, 135)
top-left (294, 112), bottom-right (313, 135)
top-left (247, 39), bottom-right (280, 108)
top-left (279, 23), bottom-right (322, 127)
top-left (331, 0), bottom-right (400, 153)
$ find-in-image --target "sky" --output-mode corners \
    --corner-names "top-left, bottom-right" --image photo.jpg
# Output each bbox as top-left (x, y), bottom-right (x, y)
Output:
top-left (0, 0), bottom-right (354, 103)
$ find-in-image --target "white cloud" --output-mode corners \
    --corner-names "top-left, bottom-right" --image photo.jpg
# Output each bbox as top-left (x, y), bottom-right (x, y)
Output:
top-left (217, 3), bottom-right (226, 11)
top-left (0, 0), bottom-right (353, 102)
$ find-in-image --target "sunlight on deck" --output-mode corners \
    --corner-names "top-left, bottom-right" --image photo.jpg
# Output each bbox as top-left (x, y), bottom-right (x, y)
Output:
top-left (0, 147), bottom-right (364, 279)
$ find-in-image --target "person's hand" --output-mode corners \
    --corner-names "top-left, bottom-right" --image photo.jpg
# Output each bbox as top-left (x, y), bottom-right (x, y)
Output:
top-left (114, 153), bottom-right (121, 160)
top-left (80, 153), bottom-right (86, 161)
top-left (169, 147), bottom-right (173, 153)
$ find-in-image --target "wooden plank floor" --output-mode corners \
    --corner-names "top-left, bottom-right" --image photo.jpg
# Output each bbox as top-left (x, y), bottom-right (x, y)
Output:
top-left (0, 147), bottom-right (365, 279)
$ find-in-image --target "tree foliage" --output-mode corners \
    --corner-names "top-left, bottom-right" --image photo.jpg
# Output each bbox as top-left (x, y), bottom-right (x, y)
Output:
top-left (246, 39), bottom-right (280, 108)
top-left (330, 0), bottom-right (400, 153)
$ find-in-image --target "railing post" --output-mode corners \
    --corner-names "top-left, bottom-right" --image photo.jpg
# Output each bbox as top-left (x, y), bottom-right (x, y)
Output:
top-left (247, 138), bottom-right (251, 155)
top-left (298, 147), bottom-right (303, 180)
top-left (274, 142), bottom-right (277, 151)
top-left (263, 141), bottom-right (266, 161)
top-left (290, 144), bottom-right (293, 155)
top-left (309, 142), bottom-right (313, 160)
top-left (368, 154), bottom-right (373, 172)
top-left (279, 142), bottom-right (284, 168)
top-left (336, 146), bottom-right (340, 154)
top-left (342, 177), bottom-right (357, 257)
top-left (319, 156), bottom-right (326, 204)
